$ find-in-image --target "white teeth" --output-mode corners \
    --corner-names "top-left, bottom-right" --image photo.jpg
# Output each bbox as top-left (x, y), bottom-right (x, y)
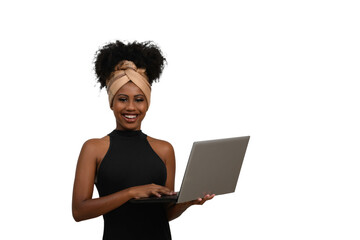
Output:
top-left (124, 115), bottom-right (137, 119)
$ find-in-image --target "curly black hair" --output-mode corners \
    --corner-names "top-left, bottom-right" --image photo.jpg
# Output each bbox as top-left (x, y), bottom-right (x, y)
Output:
top-left (94, 40), bottom-right (166, 89)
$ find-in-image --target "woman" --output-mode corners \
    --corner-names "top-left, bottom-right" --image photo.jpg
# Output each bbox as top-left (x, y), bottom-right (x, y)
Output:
top-left (72, 40), bottom-right (214, 240)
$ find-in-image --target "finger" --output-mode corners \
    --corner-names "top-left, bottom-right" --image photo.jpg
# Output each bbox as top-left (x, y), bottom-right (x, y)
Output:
top-left (199, 198), bottom-right (207, 205)
top-left (197, 194), bottom-right (215, 205)
top-left (151, 187), bottom-right (174, 197)
top-left (204, 194), bottom-right (215, 200)
top-left (151, 190), bottom-right (162, 197)
top-left (191, 198), bottom-right (204, 205)
top-left (157, 187), bottom-right (175, 196)
top-left (204, 194), bottom-right (215, 201)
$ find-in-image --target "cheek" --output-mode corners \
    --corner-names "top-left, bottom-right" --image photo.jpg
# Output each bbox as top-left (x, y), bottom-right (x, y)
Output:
top-left (111, 104), bottom-right (123, 112)
top-left (140, 107), bottom-right (148, 116)
top-left (138, 102), bottom-right (149, 113)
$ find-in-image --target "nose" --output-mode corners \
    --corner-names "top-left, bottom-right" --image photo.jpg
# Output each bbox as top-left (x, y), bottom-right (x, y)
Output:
top-left (126, 99), bottom-right (136, 111)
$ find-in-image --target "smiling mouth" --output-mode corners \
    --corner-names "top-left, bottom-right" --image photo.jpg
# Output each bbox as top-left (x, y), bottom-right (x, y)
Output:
top-left (122, 114), bottom-right (138, 122)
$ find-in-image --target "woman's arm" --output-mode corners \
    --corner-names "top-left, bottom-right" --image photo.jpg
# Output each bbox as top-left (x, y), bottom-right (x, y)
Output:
top-left (72, 139), bottom-right (172, 222)
top-left (72, 139), bottom-right (130, 221)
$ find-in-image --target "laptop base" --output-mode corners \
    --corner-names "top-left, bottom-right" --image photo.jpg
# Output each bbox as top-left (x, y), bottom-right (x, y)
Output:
top-left (129, 193), bottom-right (179, 204)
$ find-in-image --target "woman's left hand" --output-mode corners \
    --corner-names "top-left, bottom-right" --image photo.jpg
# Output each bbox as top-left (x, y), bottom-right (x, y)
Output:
top-left (182, 194), bottom-right (216, 207)
top-left (166, 194), bottom-right (215, 221)
top-left (193, 193), bottom-right (216, 205)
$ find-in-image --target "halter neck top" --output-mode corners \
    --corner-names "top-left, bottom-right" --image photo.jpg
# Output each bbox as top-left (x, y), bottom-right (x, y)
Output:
top-left (95, 129), bottom-right (171, 240)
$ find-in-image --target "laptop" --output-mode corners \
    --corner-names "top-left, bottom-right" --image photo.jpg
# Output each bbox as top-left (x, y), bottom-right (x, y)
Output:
top-left (129, 136), bottom-right (250, 204)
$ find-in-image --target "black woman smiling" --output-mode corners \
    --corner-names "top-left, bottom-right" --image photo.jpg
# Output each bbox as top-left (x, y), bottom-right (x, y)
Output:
top-left (72, 41), bottom-right (214, 240)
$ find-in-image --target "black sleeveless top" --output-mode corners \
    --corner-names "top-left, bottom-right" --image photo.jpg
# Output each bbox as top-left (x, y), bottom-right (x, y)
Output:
top-left (95, 130), bottom-right (172, 240)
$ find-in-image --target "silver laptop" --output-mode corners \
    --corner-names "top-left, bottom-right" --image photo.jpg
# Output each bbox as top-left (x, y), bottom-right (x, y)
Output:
top-left (130, 136), bottom-right (250, 204)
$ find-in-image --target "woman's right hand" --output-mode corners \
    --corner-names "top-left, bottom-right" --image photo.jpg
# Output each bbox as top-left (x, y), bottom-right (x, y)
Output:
top-left (128, 184), bottom-right (175, 199)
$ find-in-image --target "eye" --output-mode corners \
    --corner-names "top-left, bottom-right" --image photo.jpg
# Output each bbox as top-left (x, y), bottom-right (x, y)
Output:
top-left (135, 98), bottom-right (145, 102)
top-left (118, 97), bottom-right (128, 102)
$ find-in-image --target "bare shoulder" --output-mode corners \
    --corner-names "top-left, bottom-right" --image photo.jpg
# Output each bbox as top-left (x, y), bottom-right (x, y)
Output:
top-left (147, 136), bottom-right (174, 152)
top-left (147, 136), bottom-right (175, 162)
top-left (82, 136), bottom-right (109, 150)
top-left (80, 136), bottom-right (110, 162)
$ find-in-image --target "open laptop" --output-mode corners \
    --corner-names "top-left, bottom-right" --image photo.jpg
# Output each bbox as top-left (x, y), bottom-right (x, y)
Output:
top-left (129, 136), bottom-right (250, 204)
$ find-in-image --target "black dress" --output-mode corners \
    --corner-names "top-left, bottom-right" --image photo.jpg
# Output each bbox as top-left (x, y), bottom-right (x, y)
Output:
top-left (95, 130), bottom-right (172, 240)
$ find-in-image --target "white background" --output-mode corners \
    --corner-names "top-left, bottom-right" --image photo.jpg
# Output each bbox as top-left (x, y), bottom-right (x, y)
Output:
top-left (1, 0), bottom-right (359, 239)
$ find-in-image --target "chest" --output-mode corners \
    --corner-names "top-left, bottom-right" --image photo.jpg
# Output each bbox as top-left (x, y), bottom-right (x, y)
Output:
top-left (96, 137), bottom-right (167, 195)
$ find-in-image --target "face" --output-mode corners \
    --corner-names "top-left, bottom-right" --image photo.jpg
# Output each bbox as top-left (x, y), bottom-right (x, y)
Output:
top-left (111, 81), bottom-right (148, 131)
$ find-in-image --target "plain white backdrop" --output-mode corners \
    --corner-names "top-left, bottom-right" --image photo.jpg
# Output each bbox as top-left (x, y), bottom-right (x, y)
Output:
top-left (1, 0), bottom-right (359, 239)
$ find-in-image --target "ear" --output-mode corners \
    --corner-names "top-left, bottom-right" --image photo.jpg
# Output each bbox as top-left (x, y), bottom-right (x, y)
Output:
top-left (110, 98), bottom-right (114, 110)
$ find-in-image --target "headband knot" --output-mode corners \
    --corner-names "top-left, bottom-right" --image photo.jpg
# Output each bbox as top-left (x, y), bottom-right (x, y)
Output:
top-left (106, 60), bottom-right (151, 108)
top-left (115, 60), bottom-right (137, 71)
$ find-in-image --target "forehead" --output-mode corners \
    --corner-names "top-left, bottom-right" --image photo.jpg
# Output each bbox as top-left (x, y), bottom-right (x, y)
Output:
top-left (116, 81), bottom-right (144, 96)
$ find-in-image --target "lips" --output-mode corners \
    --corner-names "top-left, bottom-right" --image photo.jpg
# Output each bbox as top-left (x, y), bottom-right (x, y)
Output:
top-left (122, 114), bottom-right (138, 123)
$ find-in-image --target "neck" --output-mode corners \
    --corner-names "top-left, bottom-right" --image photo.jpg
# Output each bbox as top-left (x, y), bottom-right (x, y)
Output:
top-left (116, 124), bottom-right (141, 131)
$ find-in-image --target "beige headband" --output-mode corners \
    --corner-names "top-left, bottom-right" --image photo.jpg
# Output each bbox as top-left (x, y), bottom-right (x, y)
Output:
top-left (106, 60), bottom-right (151, 108)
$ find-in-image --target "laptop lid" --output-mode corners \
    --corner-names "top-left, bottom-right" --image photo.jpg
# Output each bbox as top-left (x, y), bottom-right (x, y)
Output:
top-left (176, 136), bottom-right (250, 203)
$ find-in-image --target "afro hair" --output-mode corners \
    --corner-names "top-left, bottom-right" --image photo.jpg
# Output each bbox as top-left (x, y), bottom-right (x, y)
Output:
top-left (94, 40), bottom-right (166, 89)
